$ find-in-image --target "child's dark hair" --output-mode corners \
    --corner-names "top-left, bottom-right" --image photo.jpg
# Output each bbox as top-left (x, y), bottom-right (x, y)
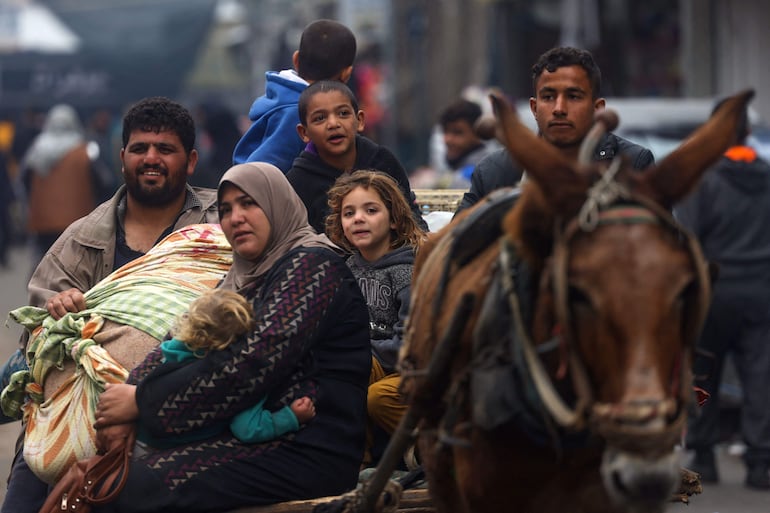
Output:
top-left (297, 19), bottom-right (357, 82)
top-left (531, 47), bottom-right (602, 99)
top-left (439, 99), bottom-right (483, 129)
top-left (122, 96), bottom-right (196, 153)
top-left (326, 170), bottom-right (425, 253)
top-left (298, 81), bottom-right (359, 126)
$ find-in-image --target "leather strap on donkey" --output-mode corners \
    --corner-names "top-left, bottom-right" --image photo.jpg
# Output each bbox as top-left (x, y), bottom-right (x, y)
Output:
top-left (313, 188), bottom-right (528, 512)
top-left (430, 187), bottom-right (520, 317)
top-left (313, 295), bottom-right (476, 513)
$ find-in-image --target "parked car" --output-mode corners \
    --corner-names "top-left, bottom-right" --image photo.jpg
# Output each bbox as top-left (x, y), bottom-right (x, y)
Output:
top-left (605, 97), bottom-right (769, 160)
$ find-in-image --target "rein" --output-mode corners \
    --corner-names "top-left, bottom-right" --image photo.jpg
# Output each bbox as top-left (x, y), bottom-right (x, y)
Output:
top-left (499, 240), bottom-right (592, 431)
top-left (403, 168), bottom-right (710, 455)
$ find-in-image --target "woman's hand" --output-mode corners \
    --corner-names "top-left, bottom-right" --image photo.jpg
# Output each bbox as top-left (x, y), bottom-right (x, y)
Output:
top-left (94, 383), bottom-right (139, 429)
top-left (95, 423), bottom-right (136, 454)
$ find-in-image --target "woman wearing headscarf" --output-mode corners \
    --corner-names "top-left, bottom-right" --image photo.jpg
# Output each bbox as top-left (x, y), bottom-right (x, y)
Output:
top-left (85, 163), bottom-right (371, 511)
top-left (21, 104), bottom-right (96, 266)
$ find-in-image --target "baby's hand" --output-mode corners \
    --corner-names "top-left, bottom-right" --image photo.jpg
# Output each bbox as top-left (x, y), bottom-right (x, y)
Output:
top-left (291, 396), bottom-right (316, 424)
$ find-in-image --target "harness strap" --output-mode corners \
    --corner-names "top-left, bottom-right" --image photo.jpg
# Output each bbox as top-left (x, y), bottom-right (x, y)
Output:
top-left (551, 189), bottom-right (711, 450)
top-left (499, 240), bottom-right (591, 430)
top-left (430, 187), bottom-right (521, 319)
top-left (365, 294), bottom-right (475, 513)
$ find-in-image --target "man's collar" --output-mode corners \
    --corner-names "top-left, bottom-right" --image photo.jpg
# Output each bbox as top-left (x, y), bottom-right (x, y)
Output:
top-left (117, 184), bottom-right (201, 230)
top-left (182, 184), bottom-right (203, 212)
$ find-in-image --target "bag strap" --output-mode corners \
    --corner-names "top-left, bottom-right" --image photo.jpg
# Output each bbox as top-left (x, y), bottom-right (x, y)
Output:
top-left (81, 427), bottom-right (136, 505)
top-left (36, 427), bottom-right (136, 513)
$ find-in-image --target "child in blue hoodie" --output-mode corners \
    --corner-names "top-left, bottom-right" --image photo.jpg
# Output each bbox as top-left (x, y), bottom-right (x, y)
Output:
top-left (232, 19), bottom-right (356, 172)
top-left (326, 170), bottom-right (426, 466)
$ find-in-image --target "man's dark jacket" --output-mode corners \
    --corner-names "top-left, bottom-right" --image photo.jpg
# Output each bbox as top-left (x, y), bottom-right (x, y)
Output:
top-left (455, 132), bottom-right (654, 214)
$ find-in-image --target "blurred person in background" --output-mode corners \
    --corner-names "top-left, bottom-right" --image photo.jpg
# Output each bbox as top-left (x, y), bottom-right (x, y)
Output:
top-left (0, 119), bottom-right (17, 266)
top-left (437, 98), bottom-right (497, 189)
top-left (85, 107), bottom-right (122, 203)
top-left (10, 107), bottom-right (45, 174)
top-left (20, 104), bottom-right (97, 268)
top-left (192, 101), bottom-right (242, 189)
top-left (0, 149), bottom-right (14, 267)
top-left (677, 96), bottom-right (770, 491)
top-left (349, 41), bottom-right (387, 143)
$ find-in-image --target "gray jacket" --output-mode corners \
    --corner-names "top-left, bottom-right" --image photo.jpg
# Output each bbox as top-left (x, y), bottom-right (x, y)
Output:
top-left (27, 185), bottom-right (219, 308)
top-left (345, 246), bottom-right (415, 373)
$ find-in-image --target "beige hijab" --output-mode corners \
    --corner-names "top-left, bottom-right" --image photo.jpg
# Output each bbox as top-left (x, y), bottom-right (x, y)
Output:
top-left (218, 163), bottom-right (337, 291)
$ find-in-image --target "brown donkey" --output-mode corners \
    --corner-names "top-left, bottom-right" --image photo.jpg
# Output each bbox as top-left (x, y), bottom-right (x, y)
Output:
top-left (399, 90), bottom-right (753, 513)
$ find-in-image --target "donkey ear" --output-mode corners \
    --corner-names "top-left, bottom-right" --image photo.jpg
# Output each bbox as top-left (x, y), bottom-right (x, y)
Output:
top-left (489, 91), bottom-right (588, 216)
top-left (637, 89), bottom-right (755, 208)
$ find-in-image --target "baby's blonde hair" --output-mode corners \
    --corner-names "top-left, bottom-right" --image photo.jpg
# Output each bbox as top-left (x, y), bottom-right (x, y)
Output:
top-left (174, 289), bottom-right (254, 353)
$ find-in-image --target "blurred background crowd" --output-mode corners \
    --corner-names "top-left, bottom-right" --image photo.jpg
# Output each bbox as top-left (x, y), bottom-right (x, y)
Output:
top-left (0, 0), bottom-right (768, 265)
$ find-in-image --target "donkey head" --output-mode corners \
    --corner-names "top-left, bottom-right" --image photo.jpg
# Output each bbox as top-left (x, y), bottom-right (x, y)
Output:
top-left (490, 89), bottom-right (753, 511)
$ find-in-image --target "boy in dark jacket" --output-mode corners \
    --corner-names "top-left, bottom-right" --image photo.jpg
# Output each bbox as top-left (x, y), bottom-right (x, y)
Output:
top-left (232, 19), bottom-right (357, 172)
top-left (287, 81), bottom-right (426, 232)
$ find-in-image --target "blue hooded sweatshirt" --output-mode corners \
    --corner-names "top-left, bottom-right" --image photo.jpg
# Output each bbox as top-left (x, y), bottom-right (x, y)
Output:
top-left (232, 70), bottom-right (308, 172)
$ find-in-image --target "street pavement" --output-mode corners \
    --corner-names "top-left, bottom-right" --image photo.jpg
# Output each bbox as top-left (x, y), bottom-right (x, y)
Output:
top-left (0, 244), bottom-right (768, 511)
top-left (0, 244), bottom-right (32, 506)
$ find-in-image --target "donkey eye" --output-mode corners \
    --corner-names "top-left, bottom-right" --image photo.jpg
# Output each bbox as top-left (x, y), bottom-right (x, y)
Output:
top-left (568, 285), bottom-right (592, 307)
top-left (675, 280), bottom-right (697, 311)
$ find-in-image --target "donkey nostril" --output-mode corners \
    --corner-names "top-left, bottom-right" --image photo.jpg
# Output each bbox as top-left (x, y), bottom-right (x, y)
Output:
top-left (612, 467), bottom-right (676, 508)
top-left (612, 470), bottom-right (630, 496)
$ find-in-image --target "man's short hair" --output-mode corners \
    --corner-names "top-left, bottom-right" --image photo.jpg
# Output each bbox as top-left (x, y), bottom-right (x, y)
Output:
top-left (531, 47), bottom-right (602, 99)
top-left (297, 19), bottom-right (357, 82)
top-left (122, 97), bottom-right (196, 153)
top-left (298, 80), bottom-right (359, 126)
top-left (439, 99), bottom-right (483, 129)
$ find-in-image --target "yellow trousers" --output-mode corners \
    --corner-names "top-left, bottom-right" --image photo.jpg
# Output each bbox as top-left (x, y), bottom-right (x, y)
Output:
top-left (364, 357), bottom-right (407, 465)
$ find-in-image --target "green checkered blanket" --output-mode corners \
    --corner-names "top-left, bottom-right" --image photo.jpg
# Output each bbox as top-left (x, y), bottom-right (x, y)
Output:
top-left (1, 224), bottom-right (232, 419)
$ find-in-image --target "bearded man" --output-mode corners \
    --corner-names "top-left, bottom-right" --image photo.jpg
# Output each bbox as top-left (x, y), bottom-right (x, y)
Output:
top-left (1, 96), bottom-right (219, 513)
top-left (30, 96), bottom-right (219, 316)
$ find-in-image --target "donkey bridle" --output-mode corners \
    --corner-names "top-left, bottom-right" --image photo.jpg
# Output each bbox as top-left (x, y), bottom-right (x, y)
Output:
top-left (542, 179), bottom-right (712, 453)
